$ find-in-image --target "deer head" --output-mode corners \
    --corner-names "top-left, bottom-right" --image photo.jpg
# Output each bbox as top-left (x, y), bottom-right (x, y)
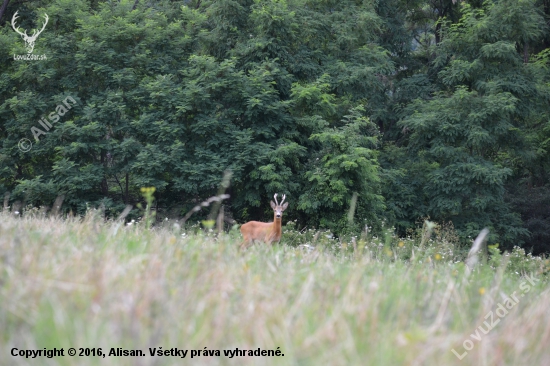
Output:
top-left (270, 193), bottom-right (288, 219)
top-left (12, 11), bottom-right (49, 54)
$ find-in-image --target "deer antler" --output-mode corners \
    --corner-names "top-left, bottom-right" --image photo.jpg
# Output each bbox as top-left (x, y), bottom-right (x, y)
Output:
top-left (11, 11), bottom-right (27, 37)
top-left (279, 194), bottom-right (286, 206)
top-left (273, 193), bottom-right (279, 206)
top-left (32, 13), bottom-right (49, 38)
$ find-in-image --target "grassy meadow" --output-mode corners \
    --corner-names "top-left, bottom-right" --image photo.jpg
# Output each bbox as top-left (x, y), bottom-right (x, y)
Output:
top-left (1, 210), bottom-right (549, 365)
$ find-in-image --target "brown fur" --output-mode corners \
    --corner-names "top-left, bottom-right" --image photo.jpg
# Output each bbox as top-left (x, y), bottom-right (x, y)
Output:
top-left (240, 194), bottom-right (288, 249)
top-left (240, 218), bottom-right (283, 249)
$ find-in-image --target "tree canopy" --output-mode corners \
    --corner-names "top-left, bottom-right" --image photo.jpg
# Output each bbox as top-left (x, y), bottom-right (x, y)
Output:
top-left (1, 0), bottom-right (549, 252)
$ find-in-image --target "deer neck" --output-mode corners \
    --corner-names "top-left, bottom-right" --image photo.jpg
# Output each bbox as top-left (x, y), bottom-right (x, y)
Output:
top-left (272, 216), bottom-right (282, 234)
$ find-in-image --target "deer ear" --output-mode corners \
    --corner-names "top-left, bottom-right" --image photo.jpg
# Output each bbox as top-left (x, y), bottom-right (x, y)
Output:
top-left (270, 201), bottom-right (276, 209)
top-left (282, 202), bottom-right (288, 211)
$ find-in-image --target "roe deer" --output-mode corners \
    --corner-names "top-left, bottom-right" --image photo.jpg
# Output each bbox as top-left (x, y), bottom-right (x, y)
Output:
top-left (240, 193), bottom-right (288, 249)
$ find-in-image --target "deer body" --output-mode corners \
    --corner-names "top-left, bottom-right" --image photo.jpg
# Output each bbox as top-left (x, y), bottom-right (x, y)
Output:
top-left (240, 194), bottom-right (288, 249)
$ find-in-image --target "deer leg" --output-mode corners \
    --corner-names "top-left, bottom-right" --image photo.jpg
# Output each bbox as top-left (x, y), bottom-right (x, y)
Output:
top-left (240, 239), bottom-right (252, 251)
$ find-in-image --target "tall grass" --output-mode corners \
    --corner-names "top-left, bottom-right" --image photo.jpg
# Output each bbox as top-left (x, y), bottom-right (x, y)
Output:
top-left (0, 211), bottom-right (549, 365)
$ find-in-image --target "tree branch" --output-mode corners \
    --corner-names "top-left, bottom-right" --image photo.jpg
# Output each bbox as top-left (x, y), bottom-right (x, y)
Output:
top-left (0, 0), bottom-right (11, 25)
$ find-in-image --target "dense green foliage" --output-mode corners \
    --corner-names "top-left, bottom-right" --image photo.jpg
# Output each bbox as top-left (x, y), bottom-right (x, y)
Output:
top-left (1, 0), bottom-right (549, 252)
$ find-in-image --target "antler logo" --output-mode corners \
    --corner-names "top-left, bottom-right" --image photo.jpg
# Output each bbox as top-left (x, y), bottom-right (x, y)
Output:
top-left (11, 11), bottom-right (49, 54)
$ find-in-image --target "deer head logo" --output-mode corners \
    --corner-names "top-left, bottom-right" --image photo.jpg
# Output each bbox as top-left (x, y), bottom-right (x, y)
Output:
top-left (11, 11), bottom-right (49, 54)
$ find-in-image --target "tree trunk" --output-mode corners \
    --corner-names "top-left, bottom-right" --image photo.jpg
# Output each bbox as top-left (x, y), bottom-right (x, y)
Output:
top-left (0, 0), bottom-right (10, 25)
top-left (435, 21), bottom-right (442, 45)
top-left (125, 172), bottom-right (129, 203)
top-left (100, 152), bottom-right (108, 195)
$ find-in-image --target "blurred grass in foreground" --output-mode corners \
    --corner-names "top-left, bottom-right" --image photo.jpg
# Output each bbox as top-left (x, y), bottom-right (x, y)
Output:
top-left (0, 210), bottom-right (549, 365)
